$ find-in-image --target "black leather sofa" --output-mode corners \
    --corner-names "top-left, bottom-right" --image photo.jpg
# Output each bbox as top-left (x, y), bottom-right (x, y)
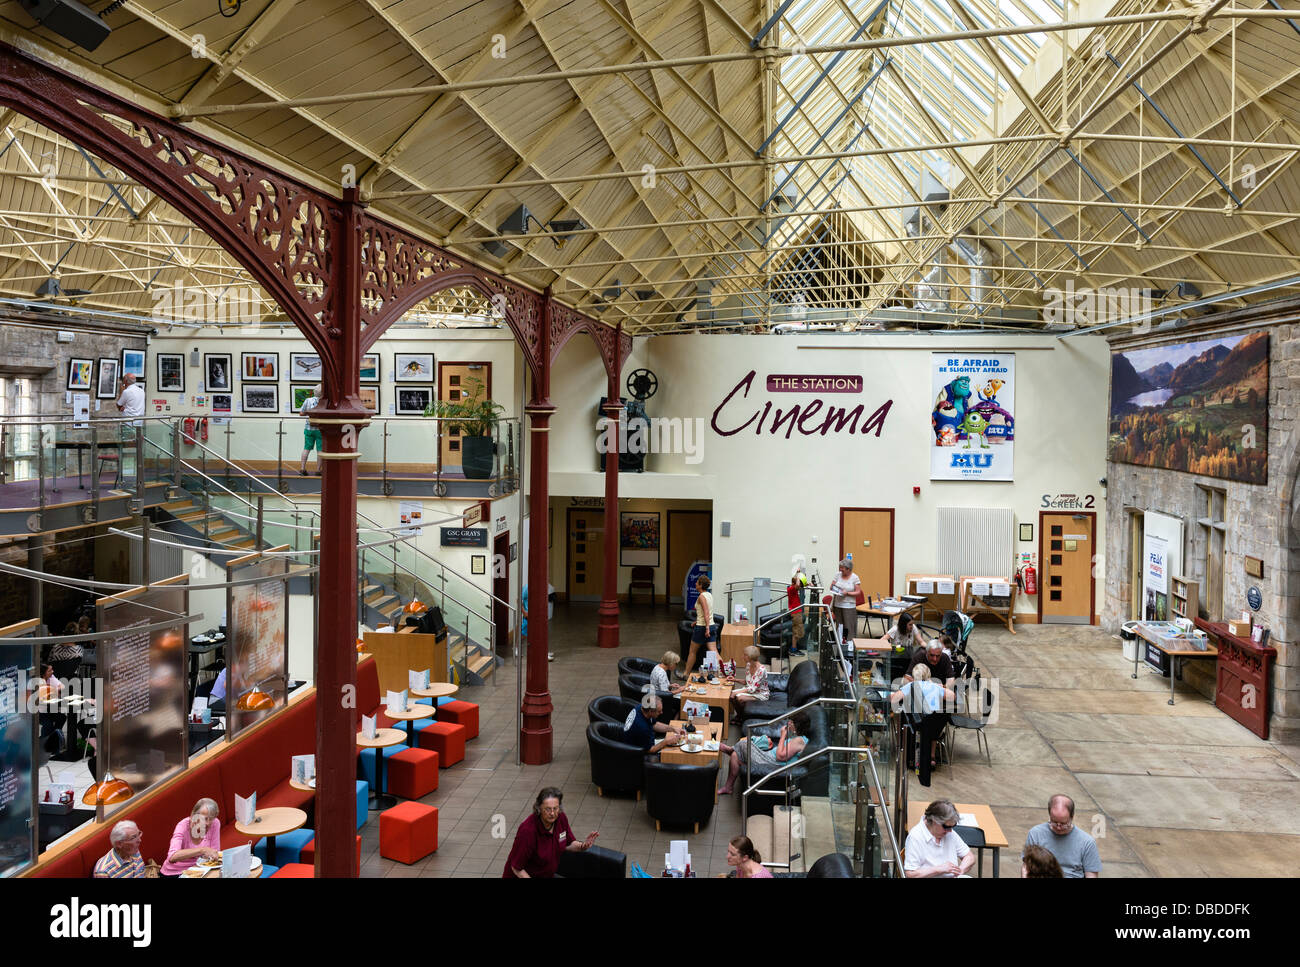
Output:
top-left (644, 759), bottom-right (718, 833)
top-left (588, 694), bottom-right (638, 726)
top-left (676, 615), bottom-right (725, 655)
top-left (557, 844), bottom-right (628, 878)
top-left (740, 703), bottom-right (830, 815)
top-left (734, 660), bottom-right (822, 726)
top-left (587, 721), bottom-right (650, 798)
top-left (617, 656), bottom-right (659, 678)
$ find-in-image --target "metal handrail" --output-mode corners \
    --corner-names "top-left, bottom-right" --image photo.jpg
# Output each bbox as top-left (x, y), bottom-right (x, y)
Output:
top-left (863, 739), bottom-right (905, 875)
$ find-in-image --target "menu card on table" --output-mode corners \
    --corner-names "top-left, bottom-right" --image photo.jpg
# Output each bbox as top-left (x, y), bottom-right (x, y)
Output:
top-left (222, 843), bottom-right (251, 879)
top-left (235, 792), bottom-right (257, 826)
top-left (386, 689), bottom-right (408, 714)
top-left (361, 714), bottom-right (377, 740)
top-left (682, 700), bottom-right (710, 720)
top-left (667, 840), bottom-right (691, 873)
top-left (409, 669), bottom-right (431, 691)
top-left (291, 754), bottom-right (315, 784)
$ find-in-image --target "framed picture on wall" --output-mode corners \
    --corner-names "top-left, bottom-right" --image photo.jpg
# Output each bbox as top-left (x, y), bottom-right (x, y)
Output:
top-left (396, 386), bottom-right (432, 415)
top-left (471, 555), bottom-right (486, 576)
top-left (121, 348), bottom-right (145, 383)
top-left (289, 353), bottom-right (323, 381)
top-left (394, 353), bottom-right (434, 381)
top-left (211, 393), bottom-right (232, 414)
top-left (204, 353), bottom-right (233, 391)
top-left (290, 385), bottom-right (315, 411)
top-left (66, 358), bottom-right (93, 391)
top-left (96, 358), bottom-right (119, 399)
top-left (358, 386), bottom-right (379, 414)
top-left (619, 511), bottom-right (660, 568)
top-left (241, 352), bottom-right (279, 381)
top-left (242, 384), bottom-right (278, 413)
top-left (360, 353), bottom-right (380, 383)
top-left (156, 353), bottom-right (185, 392)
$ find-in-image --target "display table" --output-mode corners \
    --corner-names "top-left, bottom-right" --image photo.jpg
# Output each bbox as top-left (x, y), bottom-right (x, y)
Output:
top-left (1130, 621), bottom-right (1218, 705)
top-left (905, 573), bottom-right (957, 623)
top-left (1195, 618), bottom-right (1277, 739)
top-left (960, 576), bottom-right (1018, 634)
top-left (906, 800), bottom-right (1009, 877)
top-left (719, 622), bottom-right (753, 667)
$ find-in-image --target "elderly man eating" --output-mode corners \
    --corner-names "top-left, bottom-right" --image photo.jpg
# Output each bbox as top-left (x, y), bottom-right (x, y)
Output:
top-left (93, 820), bottom-right (146, 878)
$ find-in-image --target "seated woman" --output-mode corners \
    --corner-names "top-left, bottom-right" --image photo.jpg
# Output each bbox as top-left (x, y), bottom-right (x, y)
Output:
top-left (649, 651), bottom-right (685, 697)
top-left (718, 710), bottom-right (809, 796)
top-left (161, 798), bottom-right (221, 877)
top-left (890, 664), bottom-right (956, 768)
top-left (879, 611), bottom-right (926, 653)
top-left (726, 645), bottom-right (769, 711)
top-left (726, 835), bottom-right (772, 878)
top-left (503, 787), bottom-right (597, 878)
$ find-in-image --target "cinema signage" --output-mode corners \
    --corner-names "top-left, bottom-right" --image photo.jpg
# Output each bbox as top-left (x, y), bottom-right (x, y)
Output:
top-left (711, 370), bottom-right (892, 439)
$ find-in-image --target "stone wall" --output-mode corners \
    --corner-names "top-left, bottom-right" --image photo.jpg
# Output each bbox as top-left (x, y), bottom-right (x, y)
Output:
top-left (1103, 299), bottom-right (1300, 741)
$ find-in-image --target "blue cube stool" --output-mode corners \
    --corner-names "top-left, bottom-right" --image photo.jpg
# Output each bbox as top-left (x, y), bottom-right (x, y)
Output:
top-left (253, 827), bottom-right (315, 867)
top-left (358, 743), bottom-right (409, 791)
top-left (355, 780), bottom-right (369, 829)
top-left (259, 864), bottom-right (280, 878)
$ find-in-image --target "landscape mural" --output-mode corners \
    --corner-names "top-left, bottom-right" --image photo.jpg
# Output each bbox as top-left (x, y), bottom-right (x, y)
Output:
top-left (1108, 331), bottom-right (1268, 484)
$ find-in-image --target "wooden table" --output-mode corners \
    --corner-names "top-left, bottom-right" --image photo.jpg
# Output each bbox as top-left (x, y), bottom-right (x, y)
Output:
top-left (661, 720), bottom-right (724, 767)
top-left (181, 853), bottom-right (264, 879)
top-left (410, 681), bottom-right (458, 703)
top-left (1130, 621), bottom-right (1218, 706)
top-left (719, 622), bottom-right (754, 667)
top-left (960, 576), bottom-right (1018, 634)
top-left (357, 727), bottom-right (405, 809)
top-left (234, 806), bottom-right (307, 864)
top-left (289, 777), bottom-right (316, 793)
top-left (907, 801), bottom-right (1009, 878)
top-left (679, 676), bottom-right (733, 730)
top-left (856, 599), bottom-right (923, 638)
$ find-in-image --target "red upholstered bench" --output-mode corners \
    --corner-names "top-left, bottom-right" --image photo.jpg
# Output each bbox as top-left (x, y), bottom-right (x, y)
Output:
top-left (417, 721), bottom-right (465, 767)
top-left (298, 834), bottom-right (362, 869)
top-left (380, 802), bottom-right (438, 864)
top-left (435, 700), bottom-right (479, 740)
top-left (270, 863), bottom-right (315, 878)
top-left (387, 748), bottom-right (439, 799)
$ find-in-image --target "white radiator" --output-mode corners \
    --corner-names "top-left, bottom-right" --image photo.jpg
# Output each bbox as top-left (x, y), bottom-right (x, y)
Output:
top-left (937, 507), bottom-right (1015, 578)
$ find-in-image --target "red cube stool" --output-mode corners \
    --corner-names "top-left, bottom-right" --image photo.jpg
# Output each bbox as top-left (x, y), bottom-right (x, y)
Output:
top-left (435, 700), bottom-right (479, 740)
top-left (270, 863), bottom-right (315, 878)
top-left (387, 747), bottom-right (440, 799)
top-left (299, 834), bottom-right (362, 869)
top-left (418, 721), bottom-right (466, 767)
top-left (380, 802), bottom-right (439, 864)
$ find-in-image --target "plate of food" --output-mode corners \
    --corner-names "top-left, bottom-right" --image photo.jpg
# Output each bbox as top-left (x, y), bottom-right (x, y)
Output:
top-left (196, 852), bottom-right (223, 868)
top-left (181, 866), bottom-right (210, 878)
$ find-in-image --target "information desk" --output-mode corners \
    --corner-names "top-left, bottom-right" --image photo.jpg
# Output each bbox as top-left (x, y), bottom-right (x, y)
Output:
top-left (1195, 618), bottom-right (1276, 739)
top-left (1129, 621), bottom-right (1218, 706)
top-left (719, 622), bottom-right (753, 667)
top-left (363, 628), bottom-right (448, 694)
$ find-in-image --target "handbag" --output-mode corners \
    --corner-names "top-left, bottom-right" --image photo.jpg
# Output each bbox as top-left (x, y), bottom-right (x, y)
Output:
top-left (853, 586), bottom-right (866, 606)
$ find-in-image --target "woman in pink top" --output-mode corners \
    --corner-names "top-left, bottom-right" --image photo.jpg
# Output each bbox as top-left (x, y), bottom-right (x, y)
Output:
top-left (161, 798), bottom-right (221, 877)
top-left (727, 835), bottom-right (773, 878)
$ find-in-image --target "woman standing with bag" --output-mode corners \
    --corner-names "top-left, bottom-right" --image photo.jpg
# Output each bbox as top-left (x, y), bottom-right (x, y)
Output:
top-left (680, 575), bottom-right (716, 680)
top-left (829, 558), bottom-right (863, 644)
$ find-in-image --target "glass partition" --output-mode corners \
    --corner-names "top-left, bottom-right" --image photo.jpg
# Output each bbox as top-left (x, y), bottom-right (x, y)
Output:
top-left (0, 623), bottom-right (38, 877)
top-left (225, 551), bottom-right (290, 738)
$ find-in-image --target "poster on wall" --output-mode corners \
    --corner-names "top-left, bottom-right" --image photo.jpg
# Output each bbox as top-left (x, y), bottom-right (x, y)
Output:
top-left (1108, 331), bottom-right (1268, 484)
top-left (930, 353), bottom-right (1015, 480)
top-left (1141, 511), bottom-right (1183, 622)
top-left (619, 511), bottom-right (660, 567)
top-left (399, 501), bottom-right (424, 536)
top-left (226, 553), bottom-right (289, 738)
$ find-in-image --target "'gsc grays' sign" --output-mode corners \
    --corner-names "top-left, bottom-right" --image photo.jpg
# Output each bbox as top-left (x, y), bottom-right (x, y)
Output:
top-left (441, 527), bottom-right (488, 548)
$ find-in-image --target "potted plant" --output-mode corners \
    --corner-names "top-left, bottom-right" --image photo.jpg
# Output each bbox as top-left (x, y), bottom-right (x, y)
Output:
top-left (425, 376), bottom-right (504, 480)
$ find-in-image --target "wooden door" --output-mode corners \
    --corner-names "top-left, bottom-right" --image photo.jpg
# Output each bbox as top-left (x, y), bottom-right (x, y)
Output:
top-left (494, 532), bottom-right (510, 657)
top-left (438, 362), bottom-right (492, 471)
top-left (1129, 512), bottom-right (1144, 621)
top-left (839, 509), bottom-right (894, 599)
top-left (566, 507), bottom-right (605, 602)
top-left (667, 510), bottom-right (712, 605)
top-left (1040, 512), bottom-right (1096, 624)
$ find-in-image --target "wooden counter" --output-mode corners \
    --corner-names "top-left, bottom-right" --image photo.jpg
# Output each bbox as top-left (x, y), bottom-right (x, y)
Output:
top-left (363, 629), bottom-right (448, 694)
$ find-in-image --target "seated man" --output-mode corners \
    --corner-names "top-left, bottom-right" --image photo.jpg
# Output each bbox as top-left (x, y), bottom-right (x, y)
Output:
top-left (903, 800), bottom-right (975, 878)
top-left (621, 693), bottom-right (679, 754)
top-left (1024, 795), bottom-right (1102, 878)
top-left (905, 637), bottom-right (956, 688)
top-left (93, 820), bottom-right (146, 878)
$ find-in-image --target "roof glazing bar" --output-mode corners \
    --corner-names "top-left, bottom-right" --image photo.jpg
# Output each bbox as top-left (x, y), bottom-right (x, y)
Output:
top-left (753, 0), bottom-right (803, 48)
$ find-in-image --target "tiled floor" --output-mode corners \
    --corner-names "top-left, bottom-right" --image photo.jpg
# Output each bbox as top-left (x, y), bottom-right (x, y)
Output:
top-left (357, 603), bottom-right (1300, 877)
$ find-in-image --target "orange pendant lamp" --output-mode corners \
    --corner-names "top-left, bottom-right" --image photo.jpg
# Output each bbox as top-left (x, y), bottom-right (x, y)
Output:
top-left (235, 688), bottom-right (274, 711)
top-left (82, 771), bottom-right (133, 806)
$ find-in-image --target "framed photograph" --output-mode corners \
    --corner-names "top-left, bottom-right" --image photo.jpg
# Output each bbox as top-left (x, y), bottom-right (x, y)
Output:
top-left (289, 352), bottom-right (323, 381)
top-left (65, 358), bottom-right (92, 392)
top-left (211, 393), bottom-right (232, 414)
top-left (156, 352), bottom-right (184, 392)
top-left (290, 385), bottom-right (315, 411)
top-left (242, 384), bottom-right (278, 413)
top-left (360, 353), bottom-right (380, 383)
top-left (204, 353), bottom-right (233, 391)
top-left (471, 555), bottom-right (486, 576)
top-left (396, 386), bottom-right (432, 415)
top-left (1019, 522), bottom-right (1034, 542)
top-left (241, 351), bottom-right (279, 381)
top-left (619, 511), bottom-right (660, 567)
top-left (120, 348), bottom-right (145, 383)
top-left (358, 386), bottom-right (379, 414)
top-left (394, 353), bottom-right (434, 381)
top-left (96, 358), bottom-right (119, 399)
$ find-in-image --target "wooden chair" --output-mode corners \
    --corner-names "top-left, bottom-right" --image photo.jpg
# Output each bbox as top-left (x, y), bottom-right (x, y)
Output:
top-left (628, 565), bottom-right (655, 606)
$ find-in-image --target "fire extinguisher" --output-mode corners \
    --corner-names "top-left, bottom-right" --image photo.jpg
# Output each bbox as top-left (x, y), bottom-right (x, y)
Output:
top-left (1020, 564), bottom-right (1038, 595)
top-left (182, 417), bottom-right (196, 446)
top-left (199, 417), bottom-right (209, 442)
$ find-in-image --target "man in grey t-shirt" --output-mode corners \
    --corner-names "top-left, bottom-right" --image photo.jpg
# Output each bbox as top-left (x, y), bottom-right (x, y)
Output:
top-left (1024, 794), bottom-right (1101, 878)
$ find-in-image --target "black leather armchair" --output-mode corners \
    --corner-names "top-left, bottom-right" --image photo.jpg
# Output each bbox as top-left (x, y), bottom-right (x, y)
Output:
top-left (741, 705), bottom-right (830, 815)
top-left (774, 852), bottom-right (856, 878)
top-left (617, 672), bottom-right (680, 722)
top-left (587, 721), bottom-right (650, 798)
top-left (557, 844), bottom-right (628, 878)
top-left (643, 759), bottom-right (718, 834)
top-left (588, 695), bottom-right (638, 725)
top-left (735, 660), bottom-right (822, 726)
top-left (618, 656), bottom-right (659, 678)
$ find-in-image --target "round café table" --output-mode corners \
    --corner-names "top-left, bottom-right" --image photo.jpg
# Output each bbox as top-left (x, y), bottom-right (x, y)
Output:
top-left (386, 704), bottom-right (434, 751)
top-left (234, 806), bottom-right (307, 867)
top-left (357, 727), bottom-right (405, 810)
top-left (289, 777), bottom-right (316, 793)
top-left (407, 683), bottom-right (458, 745)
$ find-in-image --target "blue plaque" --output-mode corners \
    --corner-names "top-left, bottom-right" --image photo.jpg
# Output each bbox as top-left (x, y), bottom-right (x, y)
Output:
top-left (1247, 586), bottom-right (1262, 611)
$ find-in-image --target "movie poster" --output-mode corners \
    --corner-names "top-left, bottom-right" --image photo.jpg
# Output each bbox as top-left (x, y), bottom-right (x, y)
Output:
top-left (931, 353), bottom-right (1015, 481)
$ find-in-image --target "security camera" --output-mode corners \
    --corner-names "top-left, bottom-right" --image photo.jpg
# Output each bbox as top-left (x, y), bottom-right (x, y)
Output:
top-left (1099, 477), bottom-right (1107, 488)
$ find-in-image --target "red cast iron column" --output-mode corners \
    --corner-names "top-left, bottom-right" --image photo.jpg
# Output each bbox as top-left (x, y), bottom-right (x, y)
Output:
top-left (596, 326), bottom-right (622, 648)
top-left (521, 292), bottom-right (554, 764)
top-left (314, 188), bottom-right (368, 877)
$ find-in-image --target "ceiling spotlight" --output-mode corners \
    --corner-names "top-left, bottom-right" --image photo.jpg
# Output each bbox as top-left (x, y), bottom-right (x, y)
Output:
top-left (481, 240), bottom-right (510, 258)
top-left (35, 277), bottom-right (61, 298)
top-left (498, 204), bottom-right (531, 236)
top-left (601, 281), bottom-right (622, 303)
top-left (546, 219), bottom-right (585, 247)
top-left (635, 289), bottom-right (655, 301)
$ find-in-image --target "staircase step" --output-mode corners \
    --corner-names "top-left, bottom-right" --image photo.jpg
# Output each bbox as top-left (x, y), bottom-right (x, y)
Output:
top-left (372, 594), bottom-right (398, 609)
top-left (175, 509), bottom-right (208, 522)
top-left (208, 527), bottom-right (240, 541)
top-left (230, 538), bottom-right (257, 550)
top-left (450, 644), bottom-right (467, 664)
top-left (360, 584), bottom-right (381, 597)
top-left (162, 499), bottom-right (197, 513)
top-left (467, 654), bottom-right (494, 677)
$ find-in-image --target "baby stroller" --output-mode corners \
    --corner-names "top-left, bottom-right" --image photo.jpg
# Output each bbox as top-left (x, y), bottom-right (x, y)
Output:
top-left (919, 609), bottom-right (977, 680)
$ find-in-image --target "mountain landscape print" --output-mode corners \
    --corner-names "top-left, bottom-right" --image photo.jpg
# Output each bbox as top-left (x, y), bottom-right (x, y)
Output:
top-left (1109, 331), bottom-right (1268, 484)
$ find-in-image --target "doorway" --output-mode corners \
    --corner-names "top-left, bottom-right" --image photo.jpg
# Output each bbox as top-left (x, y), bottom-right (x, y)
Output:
top-left (1129, 510), bottom-right (1144, 621)
top-left (1039, 511), bottom-right (1097, 624)
top-left (493, 531), bottom-right (510, 657)
top-left (565, 507), bottom-right (605, 602)
top-left (667, 510), bottom-right (712, 607)
top-left (839, 508), bottom-right (894, 599)
top-left (438, 361), bottom-right (492, 472)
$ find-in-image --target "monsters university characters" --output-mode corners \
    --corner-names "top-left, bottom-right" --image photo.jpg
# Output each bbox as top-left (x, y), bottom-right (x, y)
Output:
top-left (932, 375), bottom-right (972, 444)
